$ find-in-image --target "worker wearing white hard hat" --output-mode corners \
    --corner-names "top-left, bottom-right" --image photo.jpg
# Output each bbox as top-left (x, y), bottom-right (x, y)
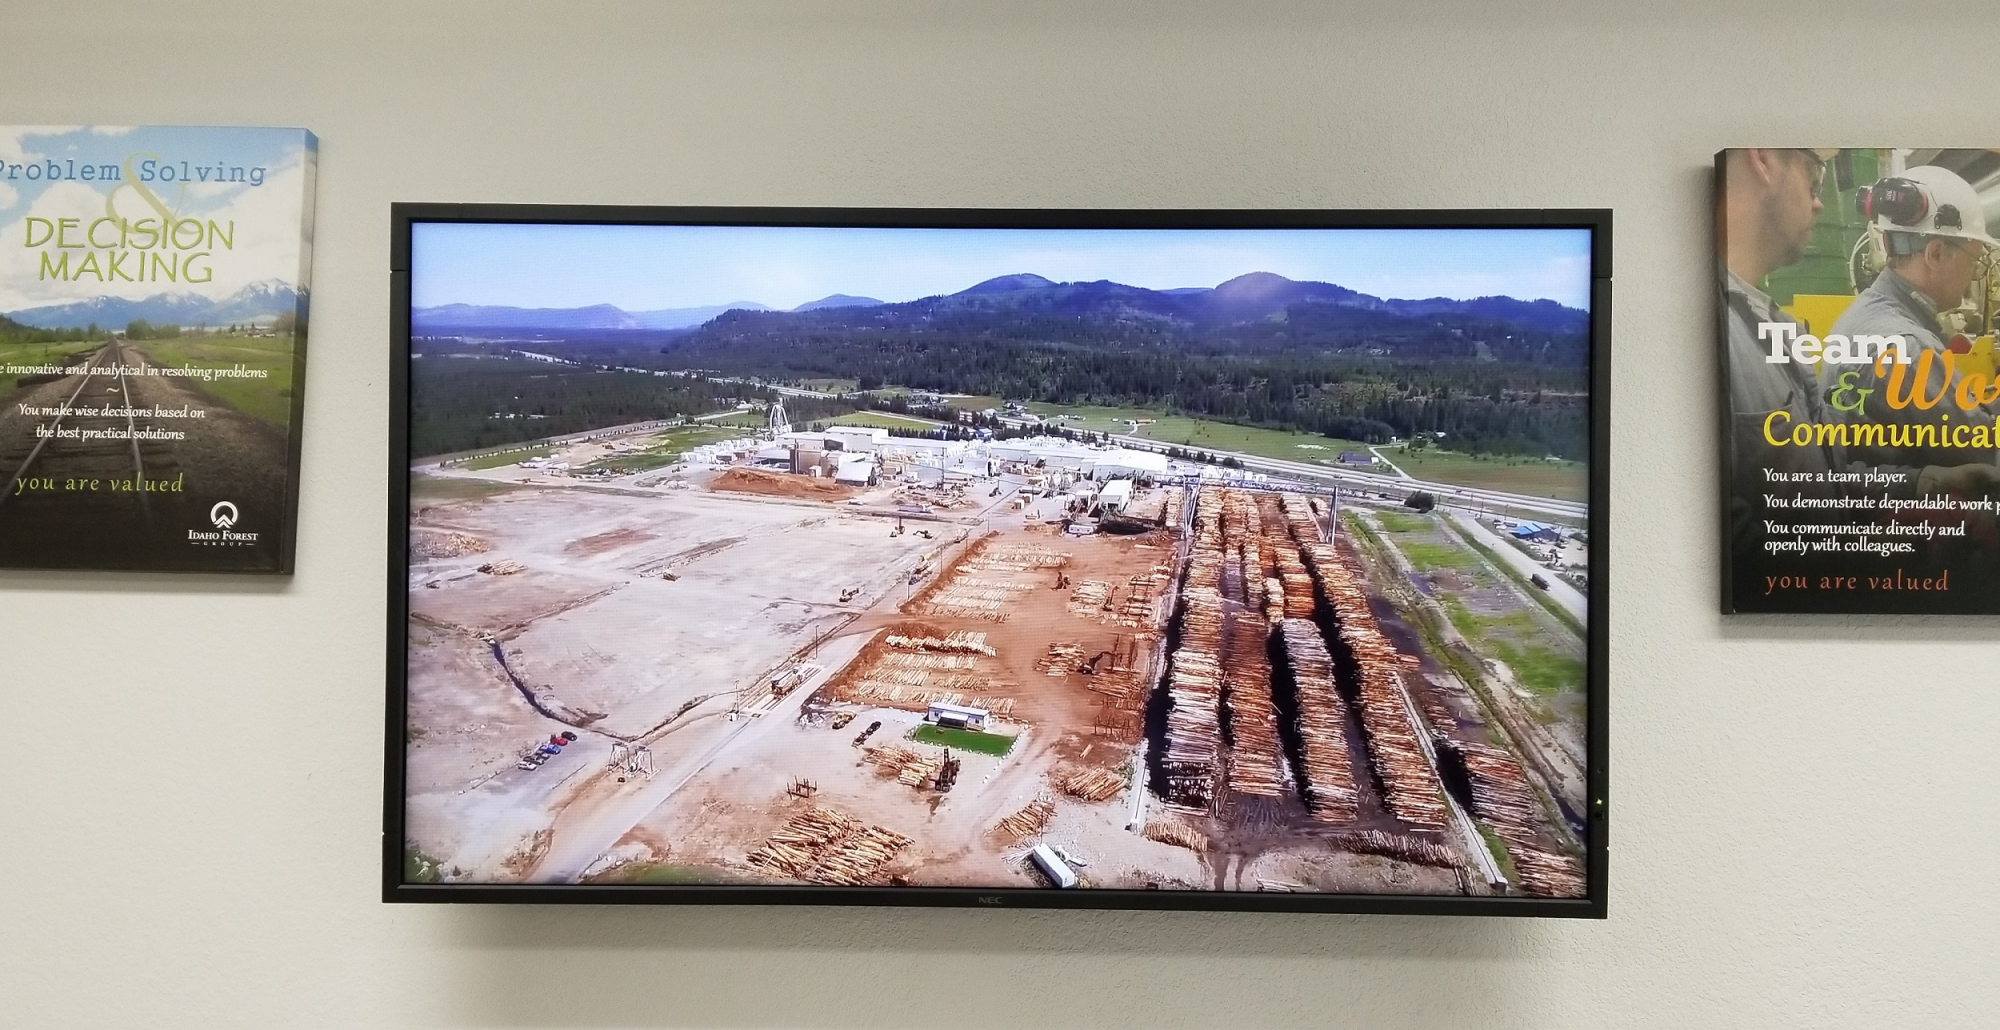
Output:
top-left (1822, 164), bottom-right (2000, 469)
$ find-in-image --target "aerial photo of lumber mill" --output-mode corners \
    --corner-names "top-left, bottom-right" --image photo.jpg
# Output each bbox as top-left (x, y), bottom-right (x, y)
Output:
top-left (399, 223), bottom-right (1592, 898)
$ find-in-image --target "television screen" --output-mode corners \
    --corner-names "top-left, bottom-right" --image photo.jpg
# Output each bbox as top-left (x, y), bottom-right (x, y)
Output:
top-left (387, 206), bottom-right (1609, 916)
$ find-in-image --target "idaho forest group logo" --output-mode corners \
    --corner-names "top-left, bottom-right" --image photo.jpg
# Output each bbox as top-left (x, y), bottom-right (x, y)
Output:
top-left (188, 500), bottom-right (257, 546)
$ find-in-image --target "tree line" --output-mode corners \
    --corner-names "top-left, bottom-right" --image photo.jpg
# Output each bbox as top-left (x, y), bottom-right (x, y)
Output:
top-left (660, 308), bottom-right (1589, 458)
top-left (409, 358), bottom-right (852, 457)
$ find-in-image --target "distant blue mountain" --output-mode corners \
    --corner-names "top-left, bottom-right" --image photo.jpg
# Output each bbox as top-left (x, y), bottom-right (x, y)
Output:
top-left (404, 272), bottom-right (1586, 340)
top-left (7, 279), bottom-right (299, 329)
top-left (959, 273), bottom-right (1058, 294)
top-left (792, 294), bottom-right (883, 312)
top-left (411, 301), bottom-right (769, 333)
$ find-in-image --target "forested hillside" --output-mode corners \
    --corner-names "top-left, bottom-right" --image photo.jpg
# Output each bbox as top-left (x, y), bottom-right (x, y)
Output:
top-left (655, 276), bottom-right (1590, 458)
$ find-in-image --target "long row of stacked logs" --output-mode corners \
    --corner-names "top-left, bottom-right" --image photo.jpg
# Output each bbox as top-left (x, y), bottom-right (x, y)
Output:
top-left (1276, 619), bottom-right (1359, 819)
top-left (1220, 492), bottom-right (1286, 800)
top-left (1278, 493), bottom-right (1585, 897)
top-left (1158, 489), bottom-right (1226, 808)
top-left (1279, 494), bottom-right (1451, 833)
top-left (1459, 742), bottom-right (1587, 897)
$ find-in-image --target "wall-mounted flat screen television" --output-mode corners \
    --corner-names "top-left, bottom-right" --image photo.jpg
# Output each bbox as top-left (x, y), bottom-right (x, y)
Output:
top-left (387, 205), bottom-right (1609, 916)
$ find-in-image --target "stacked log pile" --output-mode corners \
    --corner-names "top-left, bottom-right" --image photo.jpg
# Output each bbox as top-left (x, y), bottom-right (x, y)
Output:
top-left (1161, 587), bottom-right (1224, 808)
top-left (1158, 489), bottom-right (1228, 808)
top-left (884, 631), bottom-right (996, 656)
top-left (747, 807), bottom-right (913, 885)
top-left (1223, 609), bottom-right (1285, 799)
top-left (1458, 742), bottom-right (1586, 897)
top-left (1038, 643), bottom-right (1087, 676)
top-left (1067, 580), bottom-right (1113, 615)
top-left (1298, 538), bottom-right (1450, 831)
top-left (1054, 766), bottom-right (1126, 802)
top-left (1144, 819), bottom-right (1209, 853)
top-left (1111, 570), bottom-right (1168, 626)
top-left (1278, 618), bottom-right (1358, 820)
top-left (1328, 829), bottom-right (1459, 868)
top-left (1086, 634), bottom-right (1150, 740)
top-left (993, 798), bottom-right (1055, 840)
top-left (863, 744), bottom-right (943, 788)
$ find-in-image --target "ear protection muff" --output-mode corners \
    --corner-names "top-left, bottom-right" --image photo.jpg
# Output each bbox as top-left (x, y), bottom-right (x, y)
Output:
top-left (1861, 177), bottom-right (1929, 227)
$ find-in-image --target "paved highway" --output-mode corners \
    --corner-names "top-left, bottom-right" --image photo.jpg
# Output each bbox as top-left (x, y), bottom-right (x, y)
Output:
top-left (1443, 510), bottom-right (1587, 624)
top-left (1104, 433), bottom-right (1587, 521)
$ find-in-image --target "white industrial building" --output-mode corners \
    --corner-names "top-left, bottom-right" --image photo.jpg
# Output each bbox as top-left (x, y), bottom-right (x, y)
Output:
top-left (833, 456), bottom-right (877, 486)
top-left (822, 425), bottom-right (890, 453)
top-left (926, 701), bottom-right (989, 730)
top-left (1097, 478), bottom-right (1134, 513)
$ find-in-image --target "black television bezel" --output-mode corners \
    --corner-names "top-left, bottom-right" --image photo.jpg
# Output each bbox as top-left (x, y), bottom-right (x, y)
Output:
top-left (385, 204), bottom-right (1611, 918)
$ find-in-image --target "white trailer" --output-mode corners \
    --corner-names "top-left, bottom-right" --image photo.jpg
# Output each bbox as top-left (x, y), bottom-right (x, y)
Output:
top-left (1029, 844), bottom-right (1079, 889)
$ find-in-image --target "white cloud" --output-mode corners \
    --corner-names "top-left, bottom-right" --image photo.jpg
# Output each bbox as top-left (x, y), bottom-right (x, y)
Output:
top-left (0, 182), bottom-right (16, 212)
top-left (0, 153), bottom-right (313, 313)
top-left (0, 125), bottom-right (80, 164)
top-left (88, 126), bottom-right (137, 137)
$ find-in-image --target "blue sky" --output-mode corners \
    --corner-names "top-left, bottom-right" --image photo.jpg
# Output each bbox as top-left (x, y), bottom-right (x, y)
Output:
top-left (411, 224), bottom-right (1594, 312)
top-left (1, 125), bottom-right (315, 310)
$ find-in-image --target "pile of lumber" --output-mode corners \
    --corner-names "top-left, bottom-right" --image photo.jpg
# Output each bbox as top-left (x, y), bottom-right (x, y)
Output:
top-left (1067, 580), bottom-right (1112, 615)
top-left (883, 631), bottom-right (996, 656)
top-left (1110, 571), bottom-right (1166, 627)
top-left (1144, 818), bottom-right (1209, 853)
top-left (1457, 741), bottom-right (1586, 897)
top-left (1222, 611), bottom-right (1286, 799)
top-left (1157, 489), bottom-right (1229, 808)
top-left (923, 576), bottom-right (1030, 621)
top-left (1163, 486), bottom-right (1188, 531)
top-left (1278, 493), bottom-right (1323, 545)
top-left (477, 559), bottom-right (526, 575)
top-left (879, 652), bottom-right (978, 673)
top-left (1085, 634), bottom-right (1149, 740)
top-left (993, 798), bottom-right (1055, 840)
top-left (828, 676), bottom-right (1015, 715)
top-left (1161, 586), bottom-right (1224, 808)
top-left (1278, 618), bottom-right (1358, 820)
top-left (1276, 554), bottom-right (1316, 620)
top-left (411, 530), bottom-right (489, 559)
top-left (1054, 766), bottom-right (1125, 802)
top-left (746, 807), bottom-right (913, 885)
top-left (863, 744), bottom-right (944, 788)
top-left (1038, 643), bottom-right (1087, 676)
top-left (963, 544), bottom-right (1071, 571)
top-left (1329, 829), bottom-right (1459, 869)
top-left (1296, 535), bottom-right (1450, 832)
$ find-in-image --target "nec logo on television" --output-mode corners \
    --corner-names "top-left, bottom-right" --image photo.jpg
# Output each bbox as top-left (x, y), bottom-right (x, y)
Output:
top-left (186, 501), bottom-right (259, 546)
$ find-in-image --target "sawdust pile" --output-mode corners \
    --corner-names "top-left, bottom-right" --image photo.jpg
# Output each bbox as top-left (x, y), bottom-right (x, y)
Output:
top-left (709, 467), bottom-right (854, 499)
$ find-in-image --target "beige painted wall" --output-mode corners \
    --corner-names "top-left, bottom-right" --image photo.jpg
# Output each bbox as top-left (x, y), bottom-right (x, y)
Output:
top-left (3, 1), bottom-right (1994, 1026)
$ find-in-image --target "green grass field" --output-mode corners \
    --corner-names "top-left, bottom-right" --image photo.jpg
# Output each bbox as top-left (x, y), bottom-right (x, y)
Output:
top-left (1373, 511), bottom-right (1431, 534)
top-left (795, 377), bottom-right (859, 394)
top-left (581, 425), bottom-right (735, 473)
top-left (936, 395), bottom-right (1378, 464)
top-left (460, 445), bottom-right (551, 470)
top-left (1397, 540), bottom-right (1482, 573)
top-left (830, 410), bottom-right (946, 430)
top-left (130, 333), bottom-right (296, 428)
top-left (1384, 447), bottom-right (1586, 502)
top-left (702, 410), bottom-right (770, 429)
top-left (1440, 599), bottom-right (1583, 697)
top-left (911, 723), bottom-right (1017, 756)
